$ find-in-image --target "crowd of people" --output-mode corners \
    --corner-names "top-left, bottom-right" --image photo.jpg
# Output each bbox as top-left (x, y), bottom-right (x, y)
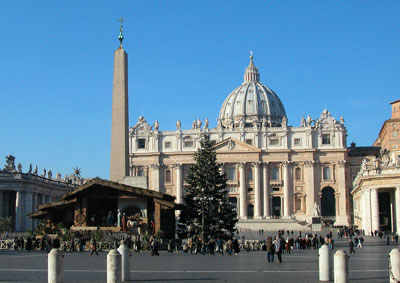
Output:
top-left (1, 227), bottom-right (399, 260)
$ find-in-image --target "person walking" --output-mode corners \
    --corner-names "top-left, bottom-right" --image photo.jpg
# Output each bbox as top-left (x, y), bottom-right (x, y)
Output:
top-left (266, 237), bottom-right (274, 263)
top-left (233, 237), bottom-right (240, 256)
top-left (349, 238), bottom-right (356, 254)
top-left (275, 236), bottom-right (283, 263)
top-left (90, 238), bottom-right (98, 256)
top-left (216, 238), bottom-right (224, 256)
top-left (357, 236), bottom-right (363, 248)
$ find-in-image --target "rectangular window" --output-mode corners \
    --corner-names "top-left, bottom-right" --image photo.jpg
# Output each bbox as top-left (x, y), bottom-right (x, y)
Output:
top-left (138, 139), bottom-right (146, 149)
top-left (228, 167), bottom-right (236, 181)
top-left (245, 139), bottom-right (253, 145)
top-left (270, 139), bottom-right (279, 146)
top-left (184, 140), bottom-right (194, 148)
top-left (323, 167), bottom-right (331, 180)
top-left (294, 138), bottom-right (301, 146)
top-left (247, 187), bottom-right (253, 192)
top-left (394, 145), bottom-right (398, 149)
top-left (164, 141), bottom-right (171, 149)
top-left (393, 132), bottom-right (398, 138)
top-left (272, 187), bottom-right (280, 192)
top-left (271, 167), bottom-right (279, 180)
top-left (322, 134), bottom-right (331, 145)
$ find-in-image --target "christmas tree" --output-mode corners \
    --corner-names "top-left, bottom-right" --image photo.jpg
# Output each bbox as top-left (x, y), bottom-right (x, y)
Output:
top-left (179, 135), bottom-right (237, 241)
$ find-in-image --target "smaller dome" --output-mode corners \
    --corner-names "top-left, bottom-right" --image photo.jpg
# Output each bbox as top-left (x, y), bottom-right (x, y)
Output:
top-left (218, 54), bottom-right (286, 128)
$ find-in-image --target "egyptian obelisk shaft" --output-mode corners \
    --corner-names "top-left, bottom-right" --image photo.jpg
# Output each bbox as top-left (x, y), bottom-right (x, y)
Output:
top-left (110, 46), bottom-right (129, 181)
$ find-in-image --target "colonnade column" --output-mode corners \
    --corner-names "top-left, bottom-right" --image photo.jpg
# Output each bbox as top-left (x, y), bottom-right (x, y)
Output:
top-left (174, 164), bottom-right (183, 204)
top-left (253, 162), bottom-right (261, 219)
top-left (25, 191), bottom-right (33, 230)
top-left (238, 162), bottom-right (247, 219)
top-left (0, 191), bottom-right (3, 218)
top-left (151, 164), bottom-right (161, 192)
top-left (395, 187), bottom-right (400, 233)
top-left (263, 162), bottom-right (270, 218)
top-left (371, 188), bottom-right (380, 233)
top-left (15, 191), bottom-right (23, 232)
top-left (283, 162), bottom-right (290, 218)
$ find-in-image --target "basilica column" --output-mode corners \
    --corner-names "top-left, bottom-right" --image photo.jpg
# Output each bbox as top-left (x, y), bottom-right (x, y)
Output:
top-left (395, 187), bottom-right (400, 233)
top-left (0, 191), bottom-right (3, 218)
top-left (15, 191), bottom-right (23, 232)
top-left (282, 162), bottom-right (290, 218)
top-left (175, 164), bottom-right (183, 204)
top-left (371, 188), bottom-right (380, 233)
top-left (253, 162), bottom-right (261, 219)
top-left (151, 164), bottom-right (161, 192)
top-left (25, 191), bottom-right (33, 230)
top-left (238, 162), bottom-right (247, 219)
top-left (263, 162), bottom-right (270, 218)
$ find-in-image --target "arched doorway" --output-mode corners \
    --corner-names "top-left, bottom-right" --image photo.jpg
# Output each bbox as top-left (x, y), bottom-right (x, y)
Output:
top-left (321, 187), bottom-right (336, 218)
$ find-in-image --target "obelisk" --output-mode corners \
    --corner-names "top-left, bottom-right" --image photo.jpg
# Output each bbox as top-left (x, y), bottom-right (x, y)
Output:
top-left (110, 18), bottom-right (129, 181)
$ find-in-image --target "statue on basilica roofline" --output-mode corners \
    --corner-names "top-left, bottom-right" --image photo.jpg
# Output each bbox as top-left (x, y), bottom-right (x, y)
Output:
top-left (339, 115), bottom-right (345, 125)
top-left (192, 118), bottom-right (197, 130)
top-left (197, 118), bottom-right (202, 129)
top-left (154, 120), bottom-right (159, 131)
top-left (281, 116), bottom-right (287, 127)
top-left (48, 170), bottom-right (52, 179)
top-left (301, 116), bottom-right (306, 127)
top-left (204, 118), bottom-right (209, 129)
top-left (42, 168), bottom-right (46, 178)
top-left (33, 165), bottom-right (38, 175)
top-left (306, 115), bottom-right (313, 127)
top-left (176, 120), bottom-right (181, 131)
top-left (17, 163), bottom-right (22, 172)
top-left (28, 163), bottom-right (32, 174)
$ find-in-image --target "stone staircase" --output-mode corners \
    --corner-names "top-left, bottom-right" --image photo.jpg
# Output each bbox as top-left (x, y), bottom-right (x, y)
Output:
top-left (236, 218), bottom-right (311, 232)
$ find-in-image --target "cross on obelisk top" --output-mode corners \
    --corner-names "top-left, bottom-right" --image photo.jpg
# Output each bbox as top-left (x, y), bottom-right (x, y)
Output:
top-left (117, 17), bottom-right (125, 48)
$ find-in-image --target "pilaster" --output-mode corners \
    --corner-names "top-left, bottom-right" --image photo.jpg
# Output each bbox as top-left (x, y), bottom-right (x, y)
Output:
top-left (15, 191), bottom-right (23, 232)
top-left (150, 164), bottom-right (161, 192)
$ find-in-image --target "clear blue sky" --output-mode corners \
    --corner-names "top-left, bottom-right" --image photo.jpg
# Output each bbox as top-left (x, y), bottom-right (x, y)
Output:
top-left (1, 1), bottom-right (399, 179)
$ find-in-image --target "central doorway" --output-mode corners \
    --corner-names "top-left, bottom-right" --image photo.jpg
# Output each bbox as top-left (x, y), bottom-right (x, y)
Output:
top-left (272, 197), bottom-right (281, 217)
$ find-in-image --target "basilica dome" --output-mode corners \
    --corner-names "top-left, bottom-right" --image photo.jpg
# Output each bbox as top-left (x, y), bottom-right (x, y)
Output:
top-left (218, 55), bottom-right (286, 128)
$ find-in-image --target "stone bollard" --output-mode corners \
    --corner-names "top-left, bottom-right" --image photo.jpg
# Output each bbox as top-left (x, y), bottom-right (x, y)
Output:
top-left (48, 248), bottom-right (64, 283)
top-left (334, 249), bottom-right (349, 283)
top-left (107, 249), bottom-right (122, 283)
top-left (117, 240), bottom-right (131, 282)
top-left (389, 248), bottom-right (400, 283)
top-left (319, 244), bottom-right (332, 281)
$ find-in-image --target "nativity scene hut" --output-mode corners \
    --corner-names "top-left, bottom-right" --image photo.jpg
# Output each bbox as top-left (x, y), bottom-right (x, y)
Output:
top-left (30, 178), bottom-right (182, 238)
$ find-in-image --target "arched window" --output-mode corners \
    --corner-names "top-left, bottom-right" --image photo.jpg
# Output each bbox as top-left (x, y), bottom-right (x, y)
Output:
top-left (323, 167), bottom-right (331, 180)
top-left (228, 166), bottom-right (236, 181)
top-left (271, 167), bottom-right (279, 181)
top-left (295, 167), bottom-right (302, 181)
top-left (247, 168), bottom-right (253, 181)
top-left (165, 170), bottom-right (171, 184)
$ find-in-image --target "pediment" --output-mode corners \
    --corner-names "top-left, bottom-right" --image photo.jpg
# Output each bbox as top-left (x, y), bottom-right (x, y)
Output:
top-left (212, 138), bottom-right (261, 152)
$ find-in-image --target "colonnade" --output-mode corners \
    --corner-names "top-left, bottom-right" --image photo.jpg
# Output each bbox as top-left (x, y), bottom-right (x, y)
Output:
top-left (361, 187), bottom-right (400, 234)
top-left (0, 190), bottom-right (50, 231)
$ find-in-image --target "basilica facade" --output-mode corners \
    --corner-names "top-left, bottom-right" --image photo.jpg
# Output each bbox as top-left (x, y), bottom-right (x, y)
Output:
top-left (127, 56), bottom-right (353, 227)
